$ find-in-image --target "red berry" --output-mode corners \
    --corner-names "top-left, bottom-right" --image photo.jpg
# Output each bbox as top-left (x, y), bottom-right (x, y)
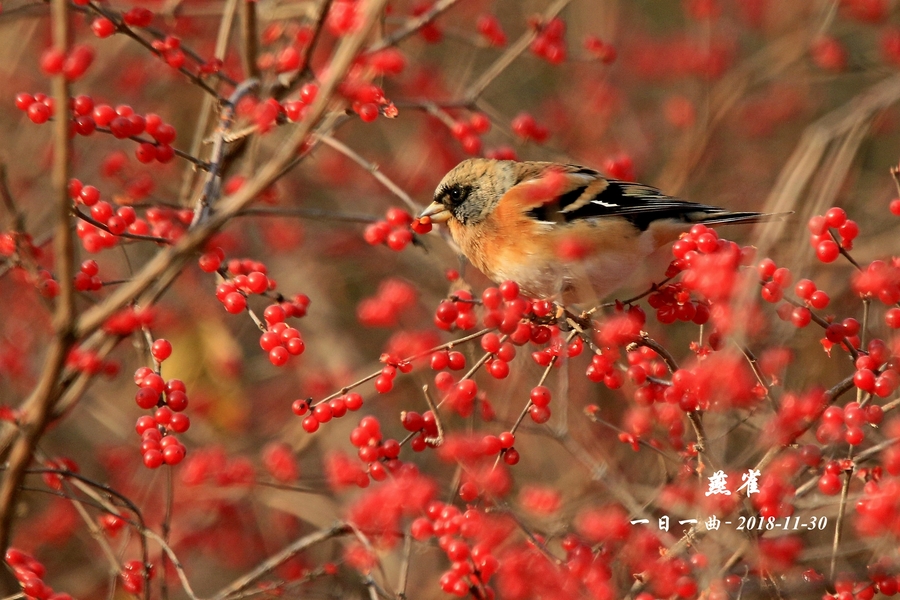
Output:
top-left (345, 392), bottom-right (363, 410)
top-left (302, 416), bottom-right (319, 433)
top-left (135, 387), bottom-right (159, 409)
top-left (809, 290), bottom-right (830, 309)
top-left (40, 47), bottom-right (65, 74)
top-left (530, 385), bottom-right (551, 407)
top-left (151, 339), bottom-right (172, 361)
top-left (794, 279), bottom-right (816, 299)
top-left (27, 102), bottom-right (51, 124)
top-left (386, 228), bottom-right (412, 251)
top-left (885, 307), bottom-right (900, 328)
top-left (499, 280), bottom-right (519, 300)
top-left (15, 93), bottom-right (35, 111)
top-left (357, 103), bottom-right (378, 122)
top-left (824, 207), bottom-right (847, 227)
top-left (488, 358), bottom-right (509, 379)
top-left (292, 399), bottom-right (309, 416)
top-left (838, 220), bottom-right (859, 242)
top-left (790, 307), bottom-right (811, 328)
top-left (816, 240), bottom-right (839, 263)
top-left (374, 375), bottom-right (393, 393)
top-left (143, 449), bottom-right (163, 469)
top-left (163, 443), bottom-right (185, 465)
top-left (91, 17), bottom-right (116, 37)
top-left (854, 369), bottom-right (876, 392)
top-left (300, 83), bottom-right (318, 104)
top-left (818, 472), bottom-right (841, 495)
top-left (761, 281), bottom-right (782, 303)
top-left (269, 346), bottom-right (289, 366)
top-left (223, 291), bottom-right (247, 314)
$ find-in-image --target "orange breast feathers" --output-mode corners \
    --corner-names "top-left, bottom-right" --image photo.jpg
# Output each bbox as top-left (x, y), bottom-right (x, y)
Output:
top-left (446, 181), bottom-right (653, 300)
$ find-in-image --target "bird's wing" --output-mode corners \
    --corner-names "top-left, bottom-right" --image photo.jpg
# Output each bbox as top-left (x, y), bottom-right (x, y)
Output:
top-left (515, 166), bottom-right (770, 231)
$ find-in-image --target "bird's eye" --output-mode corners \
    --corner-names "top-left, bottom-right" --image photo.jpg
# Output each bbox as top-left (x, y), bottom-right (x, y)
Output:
top-left (445, 185), bottom-right (464, 204)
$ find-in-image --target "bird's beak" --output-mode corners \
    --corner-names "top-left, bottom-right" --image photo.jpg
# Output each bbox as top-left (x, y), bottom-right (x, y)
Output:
top-left (420, 201), bottom-right (452, 224)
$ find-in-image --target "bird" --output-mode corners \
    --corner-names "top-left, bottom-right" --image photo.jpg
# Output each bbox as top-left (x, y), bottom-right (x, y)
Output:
top-left (419, 158), bottom-right (783, 305)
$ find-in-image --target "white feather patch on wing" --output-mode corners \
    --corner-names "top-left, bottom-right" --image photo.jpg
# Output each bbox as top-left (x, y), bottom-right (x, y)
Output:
top-left (559, 178), bottom-right (610, 214)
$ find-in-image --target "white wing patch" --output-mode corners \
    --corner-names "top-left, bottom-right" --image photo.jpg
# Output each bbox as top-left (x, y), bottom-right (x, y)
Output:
top-left (592, 200), bottom-right (618, 208)
top-left (558, 178), bottom-right (610, 214)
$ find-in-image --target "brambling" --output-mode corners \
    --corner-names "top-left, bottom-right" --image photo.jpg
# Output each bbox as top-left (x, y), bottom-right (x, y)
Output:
top-left (420, 159), bottom-right (780, 305)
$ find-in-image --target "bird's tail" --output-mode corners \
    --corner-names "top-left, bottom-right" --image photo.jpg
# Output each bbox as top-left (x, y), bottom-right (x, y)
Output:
top-left (689, 210), bottom-right (793, 226)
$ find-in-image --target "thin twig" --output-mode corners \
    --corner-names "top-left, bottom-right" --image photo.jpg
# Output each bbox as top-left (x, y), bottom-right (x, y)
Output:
top-left (0, 0), bottom-right (76, 553)
top-left (317, 135), bottom-right (420, 213)
top-left (628, 333), bottom-right (678, 373)
top-left (397, 534), bottom-right (411, 600)
top-left (190, 78), bottom-right (260, 228)
top-left (73, 209), bottom-right (173, 245)
top-left (828, 229), bottom-right (861, 270)
top-left (73, 0), bottom-right (391, 341)
top-left (829, 466), bottom-right (852, 580)
top-left (508, 330), bottom-right (578, 436)
top-left (212, 524), bottom-right (353, 600)
top-left (367, 0), bottom-right (460, 52)
top-left (237, 206), bottom-right (379, 223)
top-left (464, 0), bottom-right (571, 101)
top-left (79, 1), bottom-right (226, 99)
top-left (310, 328), bottom-right (494, 407)
top-left (239, 0), bottom-right (259, 80)
top-left (0, 164), bottom-right (22, 231)
top-left (421, 385), bottom-right (444, 446)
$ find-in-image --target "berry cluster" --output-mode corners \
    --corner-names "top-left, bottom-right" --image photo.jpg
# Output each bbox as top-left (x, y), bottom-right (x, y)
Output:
top-left (39, 44), bottom-right (95, 81)
top-left (807, 207), bottom-right (858, 262)
top-left (213, 260), bottom-right (273, 313)
top-left (261, 442), bottom-right (300, 482)
top-left (14, 92), bottom-right (54, 125)
top-left (815, 401), bottom-right (884, 450)
top-left (476, 14), bottom-right (507, 47)
top-left (132, 360), bottom-right (190, 468)
top-left (449, 113), bottom-right (492, 156)
top-left (434, 291), bottom-right (478, 331)
top-left (510, 112), bottom-right (549, 144)
top-left (259, 320), bottom-right (306, 367)
top-left (71, 99), bottom-right (177, 163)
top-left (73, 259), bottom-right (104, 292)
top-left (71, 180), bottom-right (181, 252)
top-left (583, 35), bottom-right (617, 63)
top-left (410, 503), bottom-right (501, 598)
top-left (102, 306), bottom-right (155, 336)
top-left (602, 154), bottom-right (635, 181)
top-left (648, 282), bottom-right (711, 326)
top-left (852, 338), bottom-right (899, 398)
top-left (65, 345), bottom-right (119, 377)
top-left (339, 76), bottom-right (397, 123)
top-left (529, 17), bottom-right (567, 64)
top-left (411, 2), bottom-right (444, 43)
top-left (356, 277), bottom-right (418, 327)
top-left (5, 548), bottom-right (74, 600)
top-left (347, 416), bottom-right (401, 480)
top-left (811, 36), bottom-right (848, 72)
top-left (294, 391), bottom-right (364, 434)
top-left (119, 560), bottom-right (153, 595)
top-left (150, 35), bottom-right (186, 69)
top-left (364, 207), bottom-right (425, 250)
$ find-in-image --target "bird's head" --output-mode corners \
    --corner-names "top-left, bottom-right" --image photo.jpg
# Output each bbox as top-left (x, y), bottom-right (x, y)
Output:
top-left (420, 159), bottom-right (517, 226)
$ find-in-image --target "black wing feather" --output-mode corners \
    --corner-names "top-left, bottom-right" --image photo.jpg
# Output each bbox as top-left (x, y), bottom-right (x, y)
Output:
top-left (527, 178), bottom-right (765, 231)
